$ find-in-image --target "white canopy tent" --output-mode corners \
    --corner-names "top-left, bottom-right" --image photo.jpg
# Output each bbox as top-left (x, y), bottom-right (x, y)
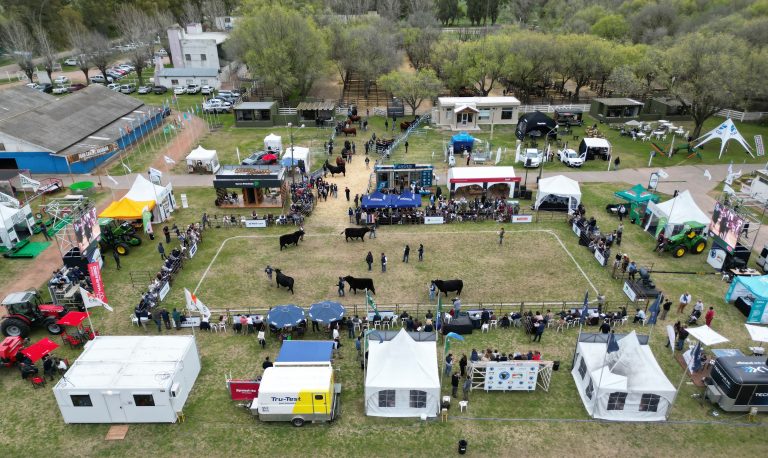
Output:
top-left (365, 329), bottom-right (440, 418)
top-left (572, 332), bottom-right (676, 421)
top-left (745, 324), bottom-right (768, 343)
top-left (694, 118), bottom-right (753, 159)
top-left (281, 146), bottom-right (310, 169)
top-left (686, 325), bottom-right (730, 346)
top-left (0, 202), bottom-right (35, 249)
top-left (186, 146), bottom-right (220, 174)
top-left (124, 175), bottom-right (176, 223)
top-left (644, 190), bottom-right (709, 236)
top-left (264, 133), bottom-right (283, 153)
top-left (447, 166), bottom-right (518, 197)
top-left (534, 175), bottom-right (581, 211)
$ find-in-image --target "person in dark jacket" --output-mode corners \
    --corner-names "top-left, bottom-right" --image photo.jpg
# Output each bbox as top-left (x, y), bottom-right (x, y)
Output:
top-left (163, 226), bottom-right (171, 243)
top-left (365, 251), bottom-right (374, 271)
top-left (451, 372), bottom-right (460, 398)
top-left (160, 308), bottom-right (171, 329)
top-left (459, 354), bottom-right (468, 377)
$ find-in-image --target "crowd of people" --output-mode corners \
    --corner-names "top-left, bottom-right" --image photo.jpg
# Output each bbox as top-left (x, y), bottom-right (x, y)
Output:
top-left (423, 194), bottom-right (523, 223)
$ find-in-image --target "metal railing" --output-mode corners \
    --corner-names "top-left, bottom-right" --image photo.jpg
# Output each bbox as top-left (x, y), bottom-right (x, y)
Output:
top-left (715, 109), bottom-right (768, 122)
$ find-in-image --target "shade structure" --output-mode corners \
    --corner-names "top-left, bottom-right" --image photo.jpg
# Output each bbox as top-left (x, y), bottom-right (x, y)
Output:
top-left (745, 324), bottom-right (768, 343)
top-left (361, 192), bottom-right (391, 209)
top-left (615, 184), bottom-right (659, 204)
top-left (99, 198), bottom-right (155, 220)
top-left (267, 304), bottom-right (305, 328)
top-left (20, 337), bottom-right (59, 363)
top-left (686, 325), bottom-right (729, 346)
top-left (309, 301), bottom-right (345, 323)
top-left (534, 175), bottom-right (581, 211)
top-left (276, 340), bottom-right (334, 363)
top-left (390, 191), bottom-right (421, 208)
top-left (624, 120), bottom-right (643, 127)
top-left (56, 311), bottom-right (91, 327)
top-left (281, 146), bottom-right (310, 167)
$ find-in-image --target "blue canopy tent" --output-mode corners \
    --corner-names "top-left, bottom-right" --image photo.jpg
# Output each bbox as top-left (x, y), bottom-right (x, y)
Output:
top-left (309, 301), bottom-right (345, 323)
top-left (267, 304), bottom-right (306, 329)
top-left (390, 191), bottom-right (422, 208)
top-left (451, 132), bottom-right (477, 153)
top-left (361, 192), bottom-right (392, 209)
top-left (276, 340), bottom-right (334, 363)
top-left (725, 275), bottom-right (768, 324)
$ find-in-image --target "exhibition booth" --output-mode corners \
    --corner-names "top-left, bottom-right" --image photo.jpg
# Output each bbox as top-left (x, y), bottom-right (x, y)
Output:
top-left (725, 275), bottom-right (768, 324)
top-left (186, 146), bottom-right (220, 174)
top-left (614, 184), bottom-right (659, 224)
top-left (644, 190), bottom-right (709, 236)
top-left (213, 165), bottom-right (287, 208)
top-left (534, 175), bottom-right (581, 212)
top-left (374, 163), bottom-right (434, 192)
top-left (99, 175), bottom-right (176, 223)
top-left (0, 202), bottom-right (36, 249)
top-left (447, 166), bottom-right (519, 198)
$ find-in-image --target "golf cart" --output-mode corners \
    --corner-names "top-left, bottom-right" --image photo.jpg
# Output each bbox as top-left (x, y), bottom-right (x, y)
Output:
top-left (99, 217), bottom-right (141, 255)
top-left (664, 222), bottom-right (708, 258)
top-left (1, 290), bottom-right (67, 338)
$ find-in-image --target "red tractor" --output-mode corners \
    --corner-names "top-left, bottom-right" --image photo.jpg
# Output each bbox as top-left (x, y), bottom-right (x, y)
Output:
top-left (0, 336), bottom-right (59, 367)
top-left (1, 290), bottom-right (67, 338)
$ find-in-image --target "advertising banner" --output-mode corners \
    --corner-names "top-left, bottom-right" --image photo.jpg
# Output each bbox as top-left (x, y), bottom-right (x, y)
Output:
top-left (424, 216), bottom-right (444, 225)
top-left (512, 215), bottom-right (533, 223)
top-left (245, 219), bottom-right (268, 228)
top-left (709, 202), bottom-right (744, 253)
top-left (485, 362), bottom-right (539, 391)
top-left (87, 261), bottom-right (108, 303)
top-left (594, 249), bottom-right (606, 266)
top-left (229, 380), bottom-right (261, 401)
top-left (623, 281), bottom-right (638, 302)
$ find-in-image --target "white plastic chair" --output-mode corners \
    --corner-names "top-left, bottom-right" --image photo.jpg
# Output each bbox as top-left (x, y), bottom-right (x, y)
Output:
top-left (481, 323), bottom-right (489, 333)
top-left (459, 400), bottom-right (468, 412)
top-left (218, 321), bottom-right (227, 333)
top-left (131, 315), bottom-right (139, 326)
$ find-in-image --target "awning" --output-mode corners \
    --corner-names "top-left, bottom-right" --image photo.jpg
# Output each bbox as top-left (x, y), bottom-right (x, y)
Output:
top-left (745, 324), bottom-right (768, 343)
top-left (687, 325), bottom-right (729, 346)
top-left (99, 198), bottom-right (155, 220)
top-left (296, 101), bottom-right (336, 111)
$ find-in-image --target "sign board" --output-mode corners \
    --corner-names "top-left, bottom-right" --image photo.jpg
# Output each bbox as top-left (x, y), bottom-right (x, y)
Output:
top-left (245, 219), bottom-right (268, 228)
top-left (512, 215), bottom-right (533, 223)
top-left (394, 164), bottom-right (416, 169)
top-left (424, 216), bottom-right (444, 225)
top-left (67, 143), bottom-right (118, 164)
top-left (87, 262), bottom-right (108, 303)
top-left (572, 223), bottom-right (581, 237)
top-left (484, 362), bottom-right (539, 391)
top-left (188, 243), bottom-right (198, 259)
top-left (179, 316), bottom-right (201, 328)
top-left (707, 247), bottom-right (727, 270)
top-left (594, 249), bottom-right (606, 266)
top-left (657, 169), bottom-right (669, 179)
top-left (623, 281), bottom-right (638, 302)
top-left (421, 169), bottom-right (433, 187)
top-left (158, 281), bottom-right (171, 301)
top-left (229, 380), bottom-right (260, 401)
top-left (756, 135), bottom-right (765, 157)
top-left (180, 194), bottom-right (189, 208)
top-left (648, 172), bottom-right (660, 191)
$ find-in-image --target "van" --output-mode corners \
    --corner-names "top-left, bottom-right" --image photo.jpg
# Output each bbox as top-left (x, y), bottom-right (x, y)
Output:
top-left (120, 84), bottom-right (136, 94)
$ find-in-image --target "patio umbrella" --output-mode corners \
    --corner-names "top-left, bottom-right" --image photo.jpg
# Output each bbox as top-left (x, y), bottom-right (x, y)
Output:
top-left (267, 304), bottom-right (305, 328)
top-left (624, 120), bottom-right (642, 127)
top-left (309, 301), bottom-right (345, 324)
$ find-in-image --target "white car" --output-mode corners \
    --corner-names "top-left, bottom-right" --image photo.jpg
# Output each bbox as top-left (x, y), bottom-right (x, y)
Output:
top-left (558, 148), bottom-right (585, 167)
top-left (521, 148), bottom-right (543, 168)
top-left (203, 99), bottom-right (232, 113)
top-left (53, 76), bottom-right (70, 84)
top-left (173, 86), bottom-right (186, 95)
top-left (63, 58), bottom-right (78, 66)
top-left (200, 85), bottom-right (213, 95)
top-left (186, 84), bottom-right (201, 94)
top-left (107, 83), bottom-right (121, 92)
top-left (90, 74), bottom-right (114, 84)
top-left (52, 86), bottom-right (69, 94)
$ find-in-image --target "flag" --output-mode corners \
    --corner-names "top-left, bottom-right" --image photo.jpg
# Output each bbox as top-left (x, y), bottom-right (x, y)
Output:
top-left (606, 332), bottom-right (619, 353)
top-left (106, 174), bottom-right (118, 186)
top-left (236, 147), bottom-right (241, 164)
top-left (690, 342), bottom-right (702, 373)
top-left (163, 155), bottom-right (176, 165)
top-left (18, 174), bottom-right (40, 191)
top-left (723, 184), bottom-right (735, 194)
top-left (444, 331), bottom-right (464, 353)
top-left (703, 169), bottom-right (712, 181)
top-left (657, 169), bottom-right (669, 179)
top-left (366, 289), bottom-right (378, 314)
top-left (184, 288), bottom-right (211, 320)
top-left (79, 286), bottom-right (113, 312)
top-left (647, 294), bottom-right (661, 325)
top-left (580, 290), bottom-right (589, 324)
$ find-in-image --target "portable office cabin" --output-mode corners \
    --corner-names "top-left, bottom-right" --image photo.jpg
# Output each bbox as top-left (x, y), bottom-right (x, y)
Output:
top-left (252, 365), bottom-right (340, 426)
top-left (707, 356), bottom-right (768, 412)
top-left (53, 336), bottom-right (201, 424)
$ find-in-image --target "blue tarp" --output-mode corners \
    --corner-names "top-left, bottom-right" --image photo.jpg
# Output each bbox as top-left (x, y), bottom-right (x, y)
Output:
top-left (451, 132), bottom-right (476, 152)
top-left (276, 340), bottom-right (334, 363)
top-left (361, 191), bottom-right (391, 209)
top-left (390, 191), bottom-right (421, 208)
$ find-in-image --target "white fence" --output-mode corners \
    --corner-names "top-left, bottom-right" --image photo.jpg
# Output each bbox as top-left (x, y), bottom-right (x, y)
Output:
top-left (278, 107), bottom-right (297, 115)
top-left (715, 109), bottom-right (768, 122)
top-left (519, 104), bottom-right (590, 114)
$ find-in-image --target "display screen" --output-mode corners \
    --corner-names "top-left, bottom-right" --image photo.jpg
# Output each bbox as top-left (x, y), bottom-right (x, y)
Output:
top-left (72, 207), bottom-right (101, 253)
top-left (708, 202), bottom-right (744, 252)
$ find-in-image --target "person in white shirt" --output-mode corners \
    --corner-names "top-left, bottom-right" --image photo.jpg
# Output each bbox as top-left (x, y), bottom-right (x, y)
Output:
top-left (332, 326), bottom-right (340, 340)
top-left (633, 308), bottom-right (646, 324)
top-left (693, 300), bottom-right (704, 313)
top-left (677, 292), bottom-right (691, 314)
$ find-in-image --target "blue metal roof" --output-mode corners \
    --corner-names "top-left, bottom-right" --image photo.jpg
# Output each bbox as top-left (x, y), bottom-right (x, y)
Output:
top-left (276, 340), bottom-right (334, 363)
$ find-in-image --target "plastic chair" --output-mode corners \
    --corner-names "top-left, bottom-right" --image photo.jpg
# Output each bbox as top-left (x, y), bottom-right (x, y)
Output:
top-left (481, 323), bottom-right (489, 333)
top-left (218, 322), bottom-right (227, 333)
top-left (459, 400), bottom-right (468, 412)
top-left (31, 376), bottom-right (46, 388)
top-left (131, 315), bottom-right (139, 326)
top-left (373, 320), bottom-right (382, 329)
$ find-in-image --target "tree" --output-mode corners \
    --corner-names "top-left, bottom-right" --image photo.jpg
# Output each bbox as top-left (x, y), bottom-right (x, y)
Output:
top-left (402, 12), bottom-right (440, 70)
top-left (116, 6), bottom-right (171, 86)
top-left (606, 65), bottom-right (644, 97)
top-left (68, 24), bottom-right (97, 85)
top-left (377, 69), bottom-right (442, 114)
top-left (227, 5), bottom-right (327, 98)
top-left (466, 0), bottom-right (483, 26)
top-left (1, 21), bottom-right (35, 82)
top-left (457, 34), bottom-right (511, 96)
top-left (431, 36), bottom-right (470, 94)
top-left (377, 0), bottom-right (401, 21)
top-left (33, 23), bottom-right (57, 81)
top-left (501, 31), bottom-right (557, 103)
top-left (435, 0), bottom-right (459, 26)
top-left (91, 32), bottom-right (115, 85)
top-left (351, 18), bottom-right (400, 98)
top-left (591, 14), bottom-right (629, 41)
top-left (660, 33), bottom-right (751, 138)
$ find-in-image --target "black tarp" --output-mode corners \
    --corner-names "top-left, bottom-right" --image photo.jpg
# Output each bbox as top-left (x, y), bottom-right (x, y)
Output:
top-left (515, 111), bottom-right (557, 140)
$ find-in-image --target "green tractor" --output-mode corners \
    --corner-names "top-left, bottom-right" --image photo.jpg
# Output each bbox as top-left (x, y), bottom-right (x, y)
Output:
top-left (665, 222), bottom-right (708, 258)
top-left (98, 217), bottom-right (141, 255)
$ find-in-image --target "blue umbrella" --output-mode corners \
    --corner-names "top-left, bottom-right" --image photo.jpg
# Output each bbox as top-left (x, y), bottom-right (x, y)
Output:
top-left (267, 304), bottom-right (305, 329)
top-left (309, 301), bottom-right (345, 324)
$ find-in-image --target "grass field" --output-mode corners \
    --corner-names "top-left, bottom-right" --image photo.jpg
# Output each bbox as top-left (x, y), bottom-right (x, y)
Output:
top-left (0, 181), bottom-right (766, 456)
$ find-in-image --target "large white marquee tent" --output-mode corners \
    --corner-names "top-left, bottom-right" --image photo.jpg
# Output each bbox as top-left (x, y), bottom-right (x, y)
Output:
top-left (644, 190), bottom-right (709, 235)
top-left (534, 175), bottom-right (581, 211)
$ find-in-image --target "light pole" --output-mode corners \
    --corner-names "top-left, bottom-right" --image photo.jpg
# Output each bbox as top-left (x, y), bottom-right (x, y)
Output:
top-left (287, 122), bottom-right (304, 184)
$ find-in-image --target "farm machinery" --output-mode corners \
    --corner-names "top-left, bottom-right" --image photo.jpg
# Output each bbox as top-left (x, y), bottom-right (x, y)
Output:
top-left (1, 289), bottom-right (69, 338)
top-left (99, 217), bottom-right (141, 255)
top-left (664, 222), bottom-right (708, 258)
top-left (0, 336), bottom-right (59, 368)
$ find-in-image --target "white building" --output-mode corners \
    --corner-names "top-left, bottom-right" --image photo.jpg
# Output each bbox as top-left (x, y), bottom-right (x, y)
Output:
top-left (167, 24), bottom-right (228, 70)
top-left (155, 67), bottom-right (221, 90)
top-left (214, 16), bottom-right (239, 31)
top-left (434, 96), bottom-right (521, 131)
top-left (53, 336), bottom-right (201, 424)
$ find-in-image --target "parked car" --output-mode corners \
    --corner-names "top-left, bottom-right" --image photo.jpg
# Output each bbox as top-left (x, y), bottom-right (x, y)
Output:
top-left (90, 74), bottom-right (114, 84)
top-left (200, 85), bottom-right (213, 95)
top-left (53, 76), bottom-right (69, 84)
top-left (52, 86), bottom-right (69, 94)
top-left (107, 83), bottom-right (121, 92)
top-left (558, 148), bottom-right (585, 168)
top-left (117, 64), bottom-right (134, 72)
top-left (203, 99), bottom-right (232, 114)
top-left (241, 151), bottom-right (277, 166)
top-left (154, 48), bottom-right (168, 57)
top-left (25, 83), bottom-right (40, 89)
top-left (521, 148), bottom-right (543, 168)
top-left (120, 83), bottom-right (136, 94)
top-left (152, 85), bottom-right (168, 94)
top-left (186, 84), bottom-right (201, 94)
top-left (67, 83), bottom-right (86, 92)
top-left (63, 58), bottom-right (78, 66)
top-left (137, 85), bottom-right (152, 94)
top-left (37, 83), bottom-right (53, 93)
top-left (173, 86), bottom-right (186, 95)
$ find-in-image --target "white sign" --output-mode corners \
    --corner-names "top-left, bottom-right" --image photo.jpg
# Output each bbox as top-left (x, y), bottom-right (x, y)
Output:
top-left (180, 193), bottom-right (189, 208)
top-left (19, 174), bottom-right (41, 191)
top-left (0, 192), bottom-right (20, 207)
top-left (188, 243), bottom-right (198, 258)
top-left (648, 172), bottom-right (659, 191)
top-left (657, 169), bottom-right (669, 179)
top-left (179, 316), bottom-right (201, 328)
top-left (756, 135), bottom-right (765, 157)
top-left (667, 325), bottom-right (677, 353)
top-left (572, 223), bottom-right (581, 237)
top-left (512, 215), bottom-right (533, 223)
top-left (424, 216), bottom-right (444, 225)
top-left (594, 249), bottom-right (606, 266)
top-left (623, 281), bottom-right (638, 302)
top-left (158, 281), bottom-right (171, 301)
top-left (707, 247), bottom-right (726, 270)
top-left (484, 362), bottom-right (539, 391)
top-left (245, 219), bottom-right (268, 228)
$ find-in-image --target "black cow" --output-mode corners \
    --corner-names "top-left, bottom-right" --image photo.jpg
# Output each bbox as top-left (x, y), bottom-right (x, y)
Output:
top-left (432, 279), bottom-right (463, 297)
top-left (342, 227), bottom-right (370, 242)
top-left (279, 230), bottom-right (305, 251)
top-left (343, 276), bottom-right (375, 295)
top-left (324, 160), bottom-right (346, 177)
top-left (275, 269), bottom-right (294, 294)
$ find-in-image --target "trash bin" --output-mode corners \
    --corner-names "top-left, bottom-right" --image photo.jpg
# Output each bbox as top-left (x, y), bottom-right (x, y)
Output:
top-left (458, 439), bottom-right (468, 455)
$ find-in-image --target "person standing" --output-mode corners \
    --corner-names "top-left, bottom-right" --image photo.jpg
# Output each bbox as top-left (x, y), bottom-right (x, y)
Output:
top-left (462, 374), bottom-right (472, 401)
top-left (338, 277), bottom-right (345, 297)
top-left (705, 307), bottom-right (715, 327)
top-left (158, 242), bottom-right (166, 260)
top-left (354, 194), bottom-right (359, 208)
top-left (616, 222), bottom-right (624, 246)
top-left (403, 244), bottom-right (410, 263)
top-left (613, 156), bottom-right (620, 170)
top-left (429, 282), bottom-right (436, 302)
top-left (444, 353), bottom-right (453, 377)
top-left (345, 187), bottom-right (350, 201)
top-left (451, 372), bottom-right (460, 398)
top-left (498, 226), bottom-right (505, 245)
top-left (265, 265), bottom-right (274, 285)
top-left (677, 292), bottom-right (691, 314)
top-left (262, 357), bottom-right (273, 370)
top-left (152, 308), bottom-right (163, 332)
top-left (404, 141), bottom-right (409, 154)
top-left (660, 297), bottom-right (672, 321)
top-left (453, 297), bottom-right (461, 315)
top-left (365, 156), bottom-right (370, 169)
top-left (369, 221), bottom-right (376, 239)
top-left (39, 220), bottom-right (51, 241)
top-left (112, 248), bottom-right (121, 270)
top-left (160, 308), bottom-right (171, 329)
top-left (532, 320), bottom-right (545, 342)
top-left (365, 251), bottom-right (374, 271)
top-left (381, 252), bottom-right (387, 272)
top-left (459, 354), bottom-right (468, 377)
top-left (384, 119), bottom-right (389, 131)
top-left (418, 244), bottom-right (424, 261)
top-left (466, 153), bottom-right (471, 166)
top-left (618, 204), bottom-right (626, 221)
top-left (163, 225), bottom-right (171, 243)
top-left (676, 325), bottom-right (689, 350)
top-left (172, 308), bottom-right (181, 329)
top-left (348, 207), bottom-right (354, 223)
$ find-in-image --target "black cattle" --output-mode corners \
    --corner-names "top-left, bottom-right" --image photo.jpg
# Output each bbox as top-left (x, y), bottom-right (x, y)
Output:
top-left (279, 230), bottom-right (305, 251)
top-left (324, 160), bottom-right (346, 177)
top-left (432, 279), bottom-right (463, 297)
top-left (275, 269), bottom-right (294, 294)
top-left (343, 276), bottom-right (375, 295)
top-left (341, 227), bottom-right (370, 242)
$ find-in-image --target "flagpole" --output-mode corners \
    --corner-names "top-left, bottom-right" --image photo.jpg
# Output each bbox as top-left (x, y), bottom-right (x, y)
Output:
top-left (666, 342), bottom-right (699, 420)
top-left (590, 332), bottom-right (614, 418)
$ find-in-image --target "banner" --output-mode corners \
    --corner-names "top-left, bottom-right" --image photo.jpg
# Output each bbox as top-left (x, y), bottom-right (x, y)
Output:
top-left (667, 325), bottom-right (677, 353)
top-left (19, 174), bottom-right (41, 191)
top-left (709, 201), bottom-right (744, 252)
top-left (188, 243), bottom-right (198, 258)
top-left (572, 223), bottom-right (581, 237)
top-left (158, 281), bottom-right (170, 301)
top-left (228, 380), bottom-right (261, 401)
top-left (86, 262), bottom-right (109, 305)
top-left (245, 219), bottom-right (268, 228)
top-left (184, 288), bottom-right (210, 320)
top-left (484, 362), bottom-right (539, 391)
top-left (180, 193), bottom-right (189, 208)
top-left (142, 210), bottom-right (152, 234)
top-left (623, 281), bottom-right (638, 302)
top-left (594, 249), bottom-right (606, 266)
top-left (756, 135), bottom-right (765, 157)
top-left (512, 215), bottom-right (533, 223)
top-left (79, 286), bottom-right (113, 312)
top-left (424, 216), bottom-right (444, 225)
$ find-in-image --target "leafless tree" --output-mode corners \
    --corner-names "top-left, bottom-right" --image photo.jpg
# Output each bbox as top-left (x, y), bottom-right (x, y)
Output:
top-left (32, 23), bottom-right (58, 81)
top-left (405, 0), bottom-right (434, 14)
top-left (1, 21), bottom-right (36, 82)
top-left (377, 0), bottom-right (401, 22)
top-left (90, 32), bottom-right (115, 85)
top-left (201, 0), bottom-right (228, 30)
top-left (179, 2), bottom-right (203, 27)
top-left (116, 5), bottom-right (159, 86)
top-left (68, 24), bottom-right (96, 85)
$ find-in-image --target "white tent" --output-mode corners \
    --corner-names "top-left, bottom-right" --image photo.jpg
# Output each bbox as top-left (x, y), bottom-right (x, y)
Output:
top-left (0, 202), bottom-right (35, 249)
top-left (186, 145), bottom-right (220, 174)
top-left (694, 118), bottom-right (753, 159)
top-left (572, 332), bottom-right (676, 421)
top-left (53, 336), bottom-right (201, 423)
top-left (745, 324), bottom-right (768, 343)
top-left (687, 325), bottom-right (729, 346)
top-left (447, 166), bottom-right (517, 197)
top-left (281, 146), bottom-right (310, 169)
top-left (124, 175), bottom-right (176, 223)
top-left (534, 175), bottom-right (581, 211)
top-left (264, 133), bottom-right (283, 153)
top-left (365, 329), bottom-right (440, 418)
top-left (644, 190), bottom-right (709, 236)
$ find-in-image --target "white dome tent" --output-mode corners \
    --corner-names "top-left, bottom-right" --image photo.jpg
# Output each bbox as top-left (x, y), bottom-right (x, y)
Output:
top-left (186, 145), bottom-right (220, 174)
top-left (281, 146), bottom-right (310, 169)
top-left (644, 190), bottom-right (709, 236)
top-left (264, 133), bottom-right (283, 153)
top-left (534, 175), bottom-right (581, 212)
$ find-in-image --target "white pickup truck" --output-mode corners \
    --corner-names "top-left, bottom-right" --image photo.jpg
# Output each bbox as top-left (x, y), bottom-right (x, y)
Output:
top-left (558, 148), bottom-right (585, 167)
top-left (203, 99), bottom-right (232, 114)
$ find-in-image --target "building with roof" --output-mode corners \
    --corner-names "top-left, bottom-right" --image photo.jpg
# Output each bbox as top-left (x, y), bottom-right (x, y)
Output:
top-left (296, 100), bottom-right (336, 122)
top-left (167, 23), bottom-right (228, 70)
top-left (234, 101), bottom-right (278, 127)
top-left (53, 335), bottom-right (201, 423)
top-left (0, 85), bottom-right (166, 174)
top-left (434, 96), bottom-right (521, 131)
top-left (590, 98), bottom-right (644, 121)
top-left (154, 67), bottom-right (221, 90)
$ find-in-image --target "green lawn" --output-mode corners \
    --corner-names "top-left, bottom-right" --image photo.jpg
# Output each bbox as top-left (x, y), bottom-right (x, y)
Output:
top-left (0, 182), bottom-right (765, 456)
